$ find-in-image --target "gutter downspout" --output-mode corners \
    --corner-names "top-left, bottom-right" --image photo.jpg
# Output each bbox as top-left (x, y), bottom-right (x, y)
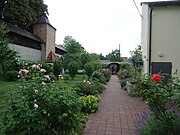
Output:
top-left (149, 7), bottom-right (153, 73)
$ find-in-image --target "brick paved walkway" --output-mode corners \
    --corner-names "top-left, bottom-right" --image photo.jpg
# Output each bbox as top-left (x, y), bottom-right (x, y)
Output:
top-left (82, 75), bottom-right (147, 135)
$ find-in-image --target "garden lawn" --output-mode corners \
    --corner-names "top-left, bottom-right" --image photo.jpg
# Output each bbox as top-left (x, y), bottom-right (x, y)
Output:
top-left (0, 80), bottom-right (21, 113)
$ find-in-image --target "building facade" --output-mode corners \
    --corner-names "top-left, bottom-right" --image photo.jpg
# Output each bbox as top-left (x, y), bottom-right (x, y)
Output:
top-left (141, 1), bottom-right (180, 79)
top-left (3, 16), bottom-right (67, 63)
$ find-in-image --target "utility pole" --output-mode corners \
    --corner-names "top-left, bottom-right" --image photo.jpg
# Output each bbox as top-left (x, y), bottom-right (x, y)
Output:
top-left (119, 44), bottom-right (121, 61)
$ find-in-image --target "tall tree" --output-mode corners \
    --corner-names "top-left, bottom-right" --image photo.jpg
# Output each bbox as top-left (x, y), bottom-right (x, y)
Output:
top-left (106, 49), bottom-right (122, 62)
top-left (0, 0), bottom-right (48, 31)
top-left (0, 23), bottom-right (17, 76)
top-left (63, 36), bottom-right (84, 54)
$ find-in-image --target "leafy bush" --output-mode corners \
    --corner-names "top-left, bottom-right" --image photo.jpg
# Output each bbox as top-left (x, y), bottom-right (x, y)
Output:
top-left (139, 74), bottom-right (180, 135)
top-left (1, 64), bottom-right (82, 135)
top-left (92, 70), bottom-right (106, 84)
top-left (53, 59), bottom-right (62, 78)
top-left (101, 69), bottom-right (111, 82)
top-left (73, 81), bottom-right (99, 96)
top-left (68, 61), bottom-right (79, 79)
top-left (5, 70), bottom-right (19, 81)
top-left (79, 95), bottom-right (99, 113)
top-left (140, 117), bottom-right (180, 135)
top-left (73, 80), bottom-right (106, 96)
top-left (84, 62), bottom-right (94, 78)
top-left (41, 62), bottom-right (53, 74)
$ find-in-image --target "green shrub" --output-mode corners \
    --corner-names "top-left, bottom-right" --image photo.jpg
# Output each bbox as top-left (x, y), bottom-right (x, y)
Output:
top-left (5, 70), bottom-right (19, 81)
top-left (1, 64), bottom-right (82, 135)
top-left (79, 95), bottom-right (99, 113)
top-left (53, 59), bottom-right (62, 78)
top-left (41, 62), bottom-right (53, 74)
top-left (84, 62), bottom-right (94, 78)
top-left (92, 70), bottom-right (106, 84)
top-left (101, 69), bottom-right (111, 82)
top-left (68, 61), bottom-right (79, 79)
top-left (73, 81), bottom-right (99, 96)
top-left (141, 117), bottom-right (180, 135)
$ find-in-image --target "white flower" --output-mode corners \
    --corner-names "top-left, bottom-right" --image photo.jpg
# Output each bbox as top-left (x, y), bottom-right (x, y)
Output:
top-left (87, 81), bottom-right (91, 85)
top-left (40, 69), bottom-right (46, 73)
top-left (44, 75), bottom-right (51, 81)
top-left (34, 103), bottom-right (38, 109)
top-left (41, 82), bottom-right (46, 85)
top-left (34, 89), bottom-right (38, 94)
top-left (83, 80), bottom-right (86, 83)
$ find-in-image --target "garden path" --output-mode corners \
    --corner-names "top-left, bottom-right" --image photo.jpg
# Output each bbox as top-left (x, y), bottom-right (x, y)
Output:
top-left (82, 75), bottom-right (147, 135)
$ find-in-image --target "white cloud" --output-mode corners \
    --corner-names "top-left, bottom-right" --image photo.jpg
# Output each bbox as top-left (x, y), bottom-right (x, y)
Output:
top-left (44, 0), bottom-right (163, 57)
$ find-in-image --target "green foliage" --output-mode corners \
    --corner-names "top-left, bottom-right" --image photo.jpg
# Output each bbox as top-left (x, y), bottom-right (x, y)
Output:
top-left (129, 45), bottom-right (143, 67)
top-left (0, 24), bottom-right (18, 78)
top-left (92, 70), bottom-right (106, 84)
top-left (140, 74), bottom-right (180, 134)
top-left (68, 61), bottom-right (79, 79)
top-left (101, 69), bottom-right (112, 82)
top-left (53, 59), bottom-right (62, 78)
top-left (1, 0), bottom-right (48, 30)
top-left (79, 95), bottom-right (99, 113)
top-left (4, 70), bottom-right (19, 81)
top-left (63, 36), bottom-right (84, 54)
top-left (84, 62), bottom-right (94, 79)
top-left (1, 63), bottom-right (82, 135)
top-left (73, 81), bottom-right (106, 96)
top-left (80, 53), bottom-right (91, 68)
top-left (40, 62), bottom-right (52, 74)
top-left (106, 49), bottom-right (123, 62)
top-left (141, 117), bottom-right (180, 135)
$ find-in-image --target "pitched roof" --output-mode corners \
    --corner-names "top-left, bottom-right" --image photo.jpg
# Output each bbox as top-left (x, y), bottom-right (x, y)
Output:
top-left (3, 21), bottom-right (43, 43)
top-left (141, 0), bottom-right (180, 7)
top-left (55, 44), bottom-right (67, 53)
top-left (46, 51), bottom-right (58, 63)
top-left (34, 15), bottom-right (56, 31)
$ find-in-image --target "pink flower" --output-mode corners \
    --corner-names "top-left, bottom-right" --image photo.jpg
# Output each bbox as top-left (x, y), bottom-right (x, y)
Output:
top-left (31, 64), bottom-right (40, 70)
top-left (152, 74), bottom-right (161, 82)
top-left (19, 69), bottom-right (29, 75)
top-left (40, 69), bottom-right (46, 73)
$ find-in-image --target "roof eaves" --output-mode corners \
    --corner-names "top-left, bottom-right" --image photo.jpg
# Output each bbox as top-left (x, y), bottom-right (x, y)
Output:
top-left (141, 1), bottom-right (180, 7)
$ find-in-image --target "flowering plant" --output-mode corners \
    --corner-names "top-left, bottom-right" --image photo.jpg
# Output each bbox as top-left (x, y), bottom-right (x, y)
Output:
top-left (139, 73), bottom-right (180, 134)
top-left (1, 64), bottom-right (82, 134)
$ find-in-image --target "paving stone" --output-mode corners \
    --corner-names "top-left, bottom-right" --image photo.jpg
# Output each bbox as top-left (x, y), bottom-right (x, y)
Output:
top-left (82, 76), bottom-right (147, 135)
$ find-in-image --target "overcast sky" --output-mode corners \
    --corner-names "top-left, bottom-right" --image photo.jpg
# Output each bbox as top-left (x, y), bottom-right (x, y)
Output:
top-left (43, 0), bottom-right (166, 57)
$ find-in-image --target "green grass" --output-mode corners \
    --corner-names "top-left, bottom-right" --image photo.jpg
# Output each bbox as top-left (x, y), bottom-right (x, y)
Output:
top-left (0, 80), bottom-right (21, 112)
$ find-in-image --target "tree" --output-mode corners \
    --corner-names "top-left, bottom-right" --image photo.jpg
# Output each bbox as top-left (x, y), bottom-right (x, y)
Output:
top-left (106, 49), bottom-right (123, 62)
top-left (0, 23), bottom-right (17, 77)
top-left (84, 62), bottom-right (94, 79)
top-left (53, 59), bottom-right (62, 79)
top-left (129, 45), bottom-right (143, 67)
top-left (80, 53), bottom-right (91, 68)
top-left (63, 36), bottom-right (84, 54)
top-left (0, 0), bottom-right (48, 31)
top-left (67, 61), bottom-right (79, 79)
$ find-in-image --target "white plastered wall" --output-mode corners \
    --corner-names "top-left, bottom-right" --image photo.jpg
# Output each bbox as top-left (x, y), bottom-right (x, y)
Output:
top-left (151, 6), bottom-right (180, 77)
top-left (9, 43), bottom-right (41, 62)
top-left (141, 4), bottom-right (150, 74)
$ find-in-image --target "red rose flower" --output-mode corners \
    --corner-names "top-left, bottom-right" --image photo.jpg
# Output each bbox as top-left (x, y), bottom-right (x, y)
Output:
top-left (140, 90), bottom-right (143, 95)
top-left (152, 74), bottom-right (161, 82)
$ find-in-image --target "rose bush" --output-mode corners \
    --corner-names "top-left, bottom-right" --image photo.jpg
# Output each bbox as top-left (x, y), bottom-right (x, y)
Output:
top-left (1, 64), bottom-right (82, 135)
top-left (139, 73), bottom-right (180, 135)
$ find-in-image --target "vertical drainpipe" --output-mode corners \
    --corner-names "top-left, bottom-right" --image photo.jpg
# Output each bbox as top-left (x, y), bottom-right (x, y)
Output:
top-left (149, 7), bottom-right (153, 73)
